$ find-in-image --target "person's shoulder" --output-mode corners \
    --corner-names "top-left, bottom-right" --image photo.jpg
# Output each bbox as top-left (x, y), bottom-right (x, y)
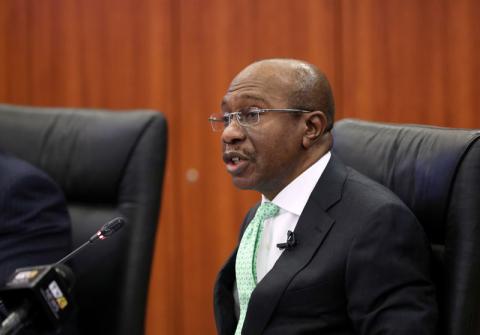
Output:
top-left (0, 152), bottom-right (50, 182)
top-left (0, 152), bottom-right (59, 195)
top-left (341, 163), bottom-right (411, 214)
top-left (326, 154), bottom-right (404, 206)
top-left (336, 163), bottom-right (428, 241)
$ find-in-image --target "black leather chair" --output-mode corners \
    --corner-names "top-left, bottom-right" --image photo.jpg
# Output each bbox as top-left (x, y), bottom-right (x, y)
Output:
top-left (0, 103), bottom-right (167, 335)
top-left (333, 119), bottom-right (480, 335)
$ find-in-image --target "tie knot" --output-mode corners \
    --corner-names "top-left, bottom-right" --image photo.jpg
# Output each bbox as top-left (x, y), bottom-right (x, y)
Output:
top-left (257, 202), bottom-right (279, 220)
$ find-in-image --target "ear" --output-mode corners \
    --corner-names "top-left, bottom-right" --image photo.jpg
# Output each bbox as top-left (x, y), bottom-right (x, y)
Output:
top-left (302, 111), bottom-right (328, 148)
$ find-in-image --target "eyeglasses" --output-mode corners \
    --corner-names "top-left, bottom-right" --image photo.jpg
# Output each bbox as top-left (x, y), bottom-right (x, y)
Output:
top-left (208, 108), bottom-right (312, 132)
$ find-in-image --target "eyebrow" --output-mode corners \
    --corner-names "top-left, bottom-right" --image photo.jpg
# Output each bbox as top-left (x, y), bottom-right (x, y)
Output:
top-left (221, 94), bottom-right (268, 108)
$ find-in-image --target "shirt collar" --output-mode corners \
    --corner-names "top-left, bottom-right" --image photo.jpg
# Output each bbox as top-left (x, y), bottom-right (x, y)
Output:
top-left (262, 151), bottom-right (331, 216)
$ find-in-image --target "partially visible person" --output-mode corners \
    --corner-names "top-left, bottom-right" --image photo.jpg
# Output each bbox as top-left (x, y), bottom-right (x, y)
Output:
top-left (0, 151), bottom-right (72, 334)
top-left (212, 59), bottom-right (437, 334)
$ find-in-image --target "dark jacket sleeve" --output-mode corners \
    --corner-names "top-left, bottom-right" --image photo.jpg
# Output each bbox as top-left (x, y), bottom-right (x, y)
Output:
top-left (0, 165), bottom-right (71, 286)
top-left (345, 202), bottom-right (438, 334)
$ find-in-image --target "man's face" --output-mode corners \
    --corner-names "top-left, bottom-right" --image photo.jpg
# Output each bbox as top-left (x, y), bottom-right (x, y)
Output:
top-left (220, 65), bottom-right (306, 199)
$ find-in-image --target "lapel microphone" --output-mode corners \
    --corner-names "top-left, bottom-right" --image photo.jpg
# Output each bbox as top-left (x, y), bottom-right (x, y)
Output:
top-left (276, 230), bottom-right (297, 250)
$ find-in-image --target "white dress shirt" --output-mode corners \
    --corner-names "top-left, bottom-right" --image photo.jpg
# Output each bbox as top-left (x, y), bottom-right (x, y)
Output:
top-left (233, 152), bottom-right (331, 317)
top-left (256, 151), bottom-right (331, 282)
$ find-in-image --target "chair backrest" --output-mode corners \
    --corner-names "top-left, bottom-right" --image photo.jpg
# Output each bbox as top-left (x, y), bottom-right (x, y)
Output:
top-left (333, 118), bottom-right (480, 335)
top-left (0, 103), bottom-right (167, 335)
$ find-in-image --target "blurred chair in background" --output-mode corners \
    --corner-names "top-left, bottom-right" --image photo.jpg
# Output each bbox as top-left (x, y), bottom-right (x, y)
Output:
top-left (333, 119), bottom-right (480, 335)
top-left (0, 104), bottom-right (168, 335)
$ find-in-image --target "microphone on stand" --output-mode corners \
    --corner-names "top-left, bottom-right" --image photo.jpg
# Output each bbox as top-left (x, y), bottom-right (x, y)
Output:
top-left (54, 217), bottom-right (126, 266)
top-left (0, 217), bottom-right (126, 335)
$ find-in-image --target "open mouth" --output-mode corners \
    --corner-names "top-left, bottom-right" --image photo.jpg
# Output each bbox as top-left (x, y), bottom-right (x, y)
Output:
top-left (231, 156), bottom-right (241, 164)
top-left (223, 152), bottom-right (249, 175)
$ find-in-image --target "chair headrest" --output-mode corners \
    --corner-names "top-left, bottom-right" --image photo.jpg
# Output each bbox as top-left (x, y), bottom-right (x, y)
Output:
top-left (0, 103), bottom-right (165, 203)
top-left (333, 119), bottom-right (480, 243)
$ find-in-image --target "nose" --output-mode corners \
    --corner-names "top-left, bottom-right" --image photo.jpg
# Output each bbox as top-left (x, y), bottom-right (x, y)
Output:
top-left (221, 117), bottom-right (246, 145)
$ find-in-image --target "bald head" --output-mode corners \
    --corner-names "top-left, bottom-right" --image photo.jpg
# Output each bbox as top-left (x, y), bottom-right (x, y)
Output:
top-left (231, 59), bottom-right (335, 130)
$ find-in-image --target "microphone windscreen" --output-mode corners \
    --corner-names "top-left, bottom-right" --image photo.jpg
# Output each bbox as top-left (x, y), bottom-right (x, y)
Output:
top-left (99, 217), bottom-right (126, 237)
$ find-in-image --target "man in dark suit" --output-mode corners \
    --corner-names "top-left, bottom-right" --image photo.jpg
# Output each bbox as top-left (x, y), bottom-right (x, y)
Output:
top-left (211, 59), bottom-right (437, 334)
top-left (0, 152), bottom-right (72, 333)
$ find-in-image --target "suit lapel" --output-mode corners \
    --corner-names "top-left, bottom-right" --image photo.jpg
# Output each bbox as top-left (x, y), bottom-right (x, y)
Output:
top-left (214, 205), bottom-right (260, 335)
top-left (242, 154), bottom-right (347, 334)
top-left (214, 249), bottom-right (238, 335)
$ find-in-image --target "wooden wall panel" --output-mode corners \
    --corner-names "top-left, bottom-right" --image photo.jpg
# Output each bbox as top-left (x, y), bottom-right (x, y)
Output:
top-left (0, 1), bottom-right (479, 334)
top-left (340, 0), bottom-right (480, 128)
top-left (445, 0), bottom-right (480, 127)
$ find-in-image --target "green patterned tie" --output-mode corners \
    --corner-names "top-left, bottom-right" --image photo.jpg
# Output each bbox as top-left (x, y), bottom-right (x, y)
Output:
top-left (235, 202), bottom-right (279, 335)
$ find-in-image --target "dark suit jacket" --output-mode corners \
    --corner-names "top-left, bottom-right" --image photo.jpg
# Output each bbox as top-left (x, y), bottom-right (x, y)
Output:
top-left (0, 152), bottom-right (75, 335)
top-left (0, 153), bottom-right (72, 285)
top-left (214, 155), bottom-right (437, 334)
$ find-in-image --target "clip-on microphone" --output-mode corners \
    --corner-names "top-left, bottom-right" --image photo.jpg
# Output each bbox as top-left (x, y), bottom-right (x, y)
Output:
top-left (276, 230), bottom-right (297, 250)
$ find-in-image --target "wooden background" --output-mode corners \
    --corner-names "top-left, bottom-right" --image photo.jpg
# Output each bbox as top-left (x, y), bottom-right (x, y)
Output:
top-left (0, 0), bottom-right (479, 333)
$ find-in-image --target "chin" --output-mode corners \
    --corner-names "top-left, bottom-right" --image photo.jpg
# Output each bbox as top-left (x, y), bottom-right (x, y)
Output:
top-left (231, 177), bottom-right (256, 191)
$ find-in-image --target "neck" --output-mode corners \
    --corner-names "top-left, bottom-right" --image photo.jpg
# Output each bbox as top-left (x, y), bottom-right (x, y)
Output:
top-left (261, 148), bottom-right (329, 200)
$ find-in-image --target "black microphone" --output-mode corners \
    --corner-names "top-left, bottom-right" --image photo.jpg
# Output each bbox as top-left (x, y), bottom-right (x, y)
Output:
top-left (0, 264), bottom-right (75, 335)
top-left (276, 230), bottom-right (297, 250)
top-left (0, 217), bottom-right (126, 335)
top-left (54, 217), bottom-right (126, 266)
